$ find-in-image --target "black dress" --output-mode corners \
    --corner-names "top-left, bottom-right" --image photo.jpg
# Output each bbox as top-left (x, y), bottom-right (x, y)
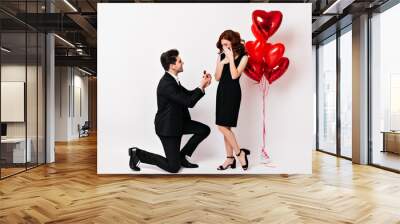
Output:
top-left (216, 53), bottom-right (245, 127)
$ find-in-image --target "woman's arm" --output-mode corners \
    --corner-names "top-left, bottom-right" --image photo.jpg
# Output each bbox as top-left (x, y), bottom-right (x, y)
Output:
top-left (214, 55), bottom-right (224, 82)
top-left (228, 55), bottom-right (248, 79)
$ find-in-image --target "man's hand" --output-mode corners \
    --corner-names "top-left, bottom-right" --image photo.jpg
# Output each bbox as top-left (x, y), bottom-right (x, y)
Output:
top-left (203, 71), bottom-right (212, 87)
top-left (200, 71), bottom-right (212, 90)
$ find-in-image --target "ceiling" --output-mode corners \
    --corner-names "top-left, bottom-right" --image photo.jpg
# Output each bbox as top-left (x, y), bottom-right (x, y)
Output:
top-left (0, 0), bottom-right (393, 75)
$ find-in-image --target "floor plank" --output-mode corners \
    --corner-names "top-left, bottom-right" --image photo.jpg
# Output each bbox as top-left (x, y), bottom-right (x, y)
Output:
top-left (1, 134), bottom-right (400, 223)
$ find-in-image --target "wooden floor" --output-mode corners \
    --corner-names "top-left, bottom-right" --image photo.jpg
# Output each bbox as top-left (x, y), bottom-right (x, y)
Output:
top-left (1, 163), bottom-right (44, 178)
top-left (373, 150), bottom-right (400, 171)
top-left (1, 167), bottom-right (26, 178)
top-left (1, 135), bottom-right (400, 223)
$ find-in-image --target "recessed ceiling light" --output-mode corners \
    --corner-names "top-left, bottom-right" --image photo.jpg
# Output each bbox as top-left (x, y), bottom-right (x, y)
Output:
top-left (54, 34), bottom-right (75, 48)
top-left (63, 0), bottom-right (78, 12)
top-left (1, 47), bottom-right (11, 53)
top-left (78, 67), bottom-right (93, 76)
top-left (323, 0), bottom-right (355, 15)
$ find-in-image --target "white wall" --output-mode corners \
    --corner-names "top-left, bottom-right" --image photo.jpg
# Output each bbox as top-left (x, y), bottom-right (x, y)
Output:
top-left (98, 3), bottom-right (313, 174)
top-left (55, 67), bottom-right (89, 141)
top-left (55, 66), bottom-right (69, 141)
top-left (72, 72), bottom-right (89, 138)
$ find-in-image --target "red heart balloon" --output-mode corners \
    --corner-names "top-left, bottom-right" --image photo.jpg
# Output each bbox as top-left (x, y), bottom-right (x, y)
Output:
top-left (265, 43), bottom-right (285, 68)
top-left (252, 10), bottom-right (283, 40)
top-left (251, 24), bottom-right (264, 42)
top-left (245, 40), bottom-right (268, 64)
top-left (244, 58), bottom-right (265, 83)
top-left (265, 57), bottom-right (289, 84)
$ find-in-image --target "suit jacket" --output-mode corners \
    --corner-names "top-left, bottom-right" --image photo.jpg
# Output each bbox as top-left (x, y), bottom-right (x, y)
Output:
top-left (154, 72), bottom-right (205, 136)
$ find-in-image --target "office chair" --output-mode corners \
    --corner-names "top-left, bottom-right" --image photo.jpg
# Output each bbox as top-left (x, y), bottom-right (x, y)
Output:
top-left (79, 121), bottom-right (90, 138)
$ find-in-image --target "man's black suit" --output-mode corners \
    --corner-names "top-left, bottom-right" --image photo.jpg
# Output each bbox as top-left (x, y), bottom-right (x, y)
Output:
top-left (136, 72), bottom-right (210, 173)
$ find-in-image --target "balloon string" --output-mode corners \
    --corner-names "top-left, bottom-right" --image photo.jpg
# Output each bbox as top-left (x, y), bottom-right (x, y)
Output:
top-left (260, 76), bottom-right (270, 159)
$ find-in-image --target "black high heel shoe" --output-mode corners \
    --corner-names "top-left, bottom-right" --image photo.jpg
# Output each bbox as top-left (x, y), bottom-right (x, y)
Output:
top-left (128, 147), bottom-right (141, 171)
top-left (217, 156), bottom-right (236, 170)
top-left (236, 148), bottom-right (250, 170)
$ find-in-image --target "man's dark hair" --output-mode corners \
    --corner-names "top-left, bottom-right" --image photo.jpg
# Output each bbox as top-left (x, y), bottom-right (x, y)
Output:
top-left (160, 49), bottom-right (179, 71)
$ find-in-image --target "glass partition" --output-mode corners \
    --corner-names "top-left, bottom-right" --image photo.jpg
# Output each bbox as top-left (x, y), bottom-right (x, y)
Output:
top-left (0, 1), bottom-right (46, 179)
top-left (317, 36), bottom-right (337, 155)
top-left (1, 31), bottom-right (28, 177)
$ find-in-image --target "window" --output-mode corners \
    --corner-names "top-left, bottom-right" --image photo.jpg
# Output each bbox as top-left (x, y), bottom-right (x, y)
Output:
top-left (370, 3), bottom-right (400, 171)
top-left (317, 36), bottom-right (337, 154)
top-left (339, 28), bottom-right (352, 158)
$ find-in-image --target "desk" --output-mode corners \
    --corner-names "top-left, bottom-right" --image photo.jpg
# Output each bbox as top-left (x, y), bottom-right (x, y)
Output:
top-left (1, 138), bottom-right (31, 163)
top-left (382, 131), bottom-right (400, 154)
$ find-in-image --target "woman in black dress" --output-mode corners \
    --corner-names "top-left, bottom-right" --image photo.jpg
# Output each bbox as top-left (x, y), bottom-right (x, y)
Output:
top-left (214, 30), bottom-right (250, 171)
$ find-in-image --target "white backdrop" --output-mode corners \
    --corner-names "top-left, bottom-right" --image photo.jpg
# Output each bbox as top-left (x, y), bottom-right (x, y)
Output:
top-left (98, 3), bottom-right (313, 174)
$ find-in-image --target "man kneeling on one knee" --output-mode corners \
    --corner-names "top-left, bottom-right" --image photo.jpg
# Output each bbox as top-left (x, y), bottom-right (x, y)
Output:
top-left (129, 49), bottom-right (212, 173)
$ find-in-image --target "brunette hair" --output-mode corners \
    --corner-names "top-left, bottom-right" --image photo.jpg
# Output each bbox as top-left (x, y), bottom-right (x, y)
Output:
top-left (216, 30), bottom-right (246, 57)
top-left (160, 49), bottom-right (179, 71)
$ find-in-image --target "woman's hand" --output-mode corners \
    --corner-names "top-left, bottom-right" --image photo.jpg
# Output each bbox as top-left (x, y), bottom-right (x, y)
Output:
top-left (220, 57), bottom-right (229, 64)
top-left (223, 46), bottom-right (234, 62)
